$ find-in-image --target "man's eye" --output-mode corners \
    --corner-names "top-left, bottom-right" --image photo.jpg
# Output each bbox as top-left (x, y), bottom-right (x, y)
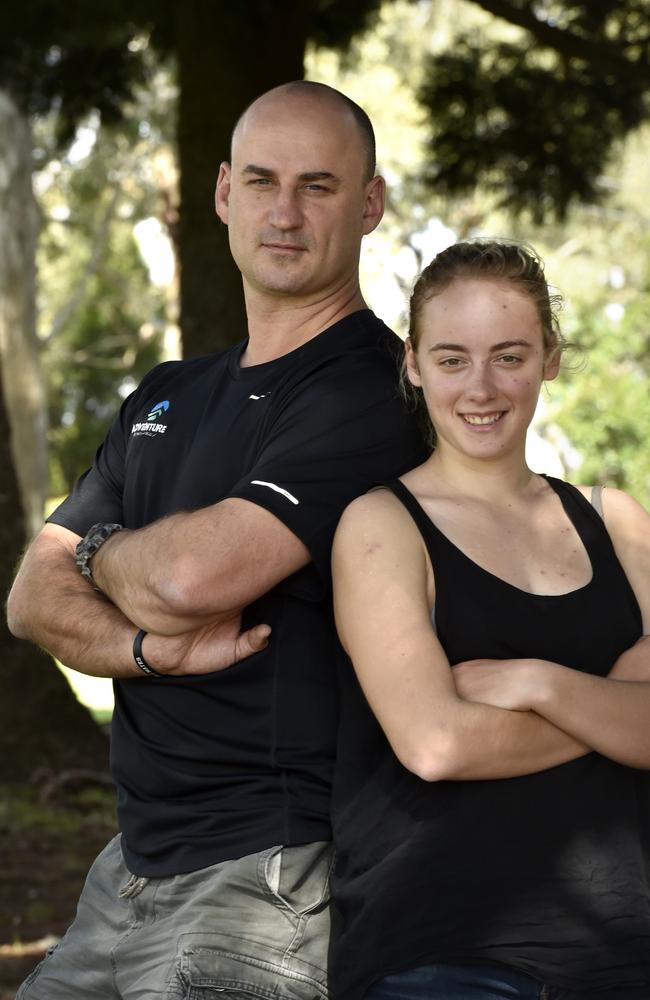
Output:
top-left (248, 177), bottom-right (271, 186)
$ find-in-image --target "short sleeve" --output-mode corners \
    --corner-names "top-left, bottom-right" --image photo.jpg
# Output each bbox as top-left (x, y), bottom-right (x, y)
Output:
top-left (47, 364), bottom-right (172, 535)
top-left (228, 358), bottom-right (425, 582)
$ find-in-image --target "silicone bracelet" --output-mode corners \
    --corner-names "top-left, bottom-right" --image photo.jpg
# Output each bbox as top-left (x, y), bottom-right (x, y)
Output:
top-left (133, 629), bottom-right (165, 677)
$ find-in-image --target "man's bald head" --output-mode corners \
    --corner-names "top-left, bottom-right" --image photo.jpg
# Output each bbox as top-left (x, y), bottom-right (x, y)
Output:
top-left (232, 81), bottom-right (376, 183)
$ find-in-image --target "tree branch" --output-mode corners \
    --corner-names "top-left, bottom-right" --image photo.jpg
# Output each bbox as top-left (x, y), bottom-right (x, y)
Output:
top-left (467, 0), bottom-right (649, 76)
top-left (41, 187), bottom-right (120, 347)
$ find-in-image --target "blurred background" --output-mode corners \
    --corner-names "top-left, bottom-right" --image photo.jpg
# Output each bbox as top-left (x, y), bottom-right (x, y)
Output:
top-left (1, 0), bottom-right (648, 989)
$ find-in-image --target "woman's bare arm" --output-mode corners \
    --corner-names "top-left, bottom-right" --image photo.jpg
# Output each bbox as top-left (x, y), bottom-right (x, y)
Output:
top-left (332, 490), bottom-right (587, 782)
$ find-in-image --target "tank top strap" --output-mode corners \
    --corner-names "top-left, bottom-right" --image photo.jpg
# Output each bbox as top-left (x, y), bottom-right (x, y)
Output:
top-left (541, 475), bottom-right (616, 572)
top-left (383, 478), bottom-right (448, 569)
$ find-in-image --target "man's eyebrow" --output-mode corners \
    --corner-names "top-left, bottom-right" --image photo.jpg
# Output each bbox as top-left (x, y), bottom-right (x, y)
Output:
top-left (298, 171), bottom-right (340, 183)
top-left (242, 164), bottom-right (275, 177)
top-left (241, 165), bottom-right (341, 184)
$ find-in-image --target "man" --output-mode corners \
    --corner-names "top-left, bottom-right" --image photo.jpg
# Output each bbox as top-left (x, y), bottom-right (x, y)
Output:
top-left (8, 81), bottom-right (425, 999)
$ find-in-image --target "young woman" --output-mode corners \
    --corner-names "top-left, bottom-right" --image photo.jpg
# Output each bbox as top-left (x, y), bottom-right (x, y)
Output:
top-left (329, 241), bottom-right (650, 1000)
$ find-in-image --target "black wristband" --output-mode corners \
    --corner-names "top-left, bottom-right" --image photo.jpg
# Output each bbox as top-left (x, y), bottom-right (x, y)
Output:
top-left (133, 630), bottom-right (165, 677)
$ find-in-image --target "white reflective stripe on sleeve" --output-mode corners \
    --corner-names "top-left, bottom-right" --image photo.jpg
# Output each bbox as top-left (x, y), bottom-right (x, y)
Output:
top-left (250, 480), bottom-right (300, 505)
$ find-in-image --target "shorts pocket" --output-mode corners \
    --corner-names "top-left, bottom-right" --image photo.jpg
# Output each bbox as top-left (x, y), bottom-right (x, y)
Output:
top-left (15, 942), bottom-right (60, 999)
top-left (175, 944), bottom-right (327, 1000)
top-left (259, 843), bottom-right (334, 919)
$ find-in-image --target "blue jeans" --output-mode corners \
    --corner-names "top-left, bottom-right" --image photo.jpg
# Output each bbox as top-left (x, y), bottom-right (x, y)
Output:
top-left (364, 962), bottom-right (649, 1000)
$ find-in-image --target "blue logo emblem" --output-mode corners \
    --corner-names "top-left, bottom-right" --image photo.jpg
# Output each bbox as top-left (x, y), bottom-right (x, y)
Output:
top-left (147, 400), bottom-right (170, 422)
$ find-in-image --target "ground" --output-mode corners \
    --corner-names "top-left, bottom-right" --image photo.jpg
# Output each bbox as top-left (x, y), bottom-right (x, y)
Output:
top-left (0, 783), bottom-right (117, 999)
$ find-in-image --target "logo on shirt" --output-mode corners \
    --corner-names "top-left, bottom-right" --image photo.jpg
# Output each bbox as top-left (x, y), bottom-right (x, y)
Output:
top-left (131, 400), bottom-right (170, 438)
top-left (147, 400), bottom-right (169, 421)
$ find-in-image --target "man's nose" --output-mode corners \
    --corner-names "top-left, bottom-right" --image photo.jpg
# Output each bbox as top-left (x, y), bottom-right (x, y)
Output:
top-left (267, 189), bottom-right (303, 230)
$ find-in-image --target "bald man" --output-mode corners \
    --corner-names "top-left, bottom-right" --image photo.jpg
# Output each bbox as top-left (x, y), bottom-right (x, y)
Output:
top-left (8, 82), bottom-right (425, 1000)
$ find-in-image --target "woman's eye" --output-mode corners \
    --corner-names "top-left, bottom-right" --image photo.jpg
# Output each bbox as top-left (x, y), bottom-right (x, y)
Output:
top-left (440, 357), bottom-right (463, 368)
top-left (498, 354), bottom-right (521, 364)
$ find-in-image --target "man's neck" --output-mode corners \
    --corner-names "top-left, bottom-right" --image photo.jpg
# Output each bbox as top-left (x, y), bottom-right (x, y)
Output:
top-left (240, 285), bottom-right (368, 367)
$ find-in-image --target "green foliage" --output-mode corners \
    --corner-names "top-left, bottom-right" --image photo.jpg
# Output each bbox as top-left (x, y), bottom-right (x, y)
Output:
top-left (549, 280), bottom-right (650, 507)
top-left (36, 61), bottom-right (174, 490)
top-left (310, 0), bottom-right (388, 48)
top-left (0, 1), bottom-right (151, 141)
top-left (0, 784), bottom-right (116, 837)
top-left (46, 235), bottom-right (164, 493)
top-left (420, 0), bottom-right (650, 221)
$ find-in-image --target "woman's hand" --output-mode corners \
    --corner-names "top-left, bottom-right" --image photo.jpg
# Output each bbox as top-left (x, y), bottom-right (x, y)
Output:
top-left (609, 635), bottom-right (650, 681)
top-left (452, 658), bottom-right (551, 712)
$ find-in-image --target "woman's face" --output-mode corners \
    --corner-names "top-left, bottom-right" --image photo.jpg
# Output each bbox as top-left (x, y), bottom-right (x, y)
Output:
top-left (405, 278), bottom-right (559, 462)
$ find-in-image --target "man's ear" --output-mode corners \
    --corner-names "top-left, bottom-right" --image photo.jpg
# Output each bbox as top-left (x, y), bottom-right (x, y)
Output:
top-left (215, 162), bottom-right (231, 224)
top-left (404, 337), bottom-right (422, 388)
top-left (361, 175), bottom-right (385, 236)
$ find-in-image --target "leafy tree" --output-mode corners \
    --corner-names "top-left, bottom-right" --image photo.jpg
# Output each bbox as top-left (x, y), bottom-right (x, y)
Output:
top-left (420, 1), bottom-right (650, 221)
top-left (545, 243), bottom-right (650, 507)
top-left (36, 99), bottom-right (172, 494)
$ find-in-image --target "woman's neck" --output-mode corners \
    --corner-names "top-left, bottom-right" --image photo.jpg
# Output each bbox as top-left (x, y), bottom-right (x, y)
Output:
top-left (414, 447), bottom-right (537, 504)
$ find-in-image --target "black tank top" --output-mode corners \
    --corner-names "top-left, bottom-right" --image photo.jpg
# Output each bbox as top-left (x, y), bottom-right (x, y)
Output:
top-left (330, 476), bottom-right (649, 999)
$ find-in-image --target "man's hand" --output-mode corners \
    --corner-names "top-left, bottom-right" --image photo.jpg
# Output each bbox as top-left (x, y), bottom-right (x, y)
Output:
top-left (90, 499), bottom-right (310, 635)
top-left (142, 615), bottom-right (271, 676)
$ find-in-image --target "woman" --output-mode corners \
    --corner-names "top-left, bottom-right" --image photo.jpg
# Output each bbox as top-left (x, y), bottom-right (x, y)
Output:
top-left (329, 241), bottom-right (650, 1000)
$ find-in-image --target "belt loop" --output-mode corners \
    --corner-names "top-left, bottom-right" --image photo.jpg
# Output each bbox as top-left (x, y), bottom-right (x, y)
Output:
top-left (118, 873), bottom-right (150, 899)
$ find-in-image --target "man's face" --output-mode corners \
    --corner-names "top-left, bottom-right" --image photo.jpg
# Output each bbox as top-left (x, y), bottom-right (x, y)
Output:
top-left (215, 93), bottom-right (384, 303)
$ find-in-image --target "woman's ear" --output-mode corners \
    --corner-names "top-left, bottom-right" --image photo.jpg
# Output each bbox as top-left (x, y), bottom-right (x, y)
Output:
top-left (405, 337), bottom-right (422, 388)
top-left (543, 345), bottom-right (561, 383)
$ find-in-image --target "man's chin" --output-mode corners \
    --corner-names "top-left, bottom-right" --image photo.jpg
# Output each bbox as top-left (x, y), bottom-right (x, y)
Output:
top-left (248, 267), bottom-right (313, 298)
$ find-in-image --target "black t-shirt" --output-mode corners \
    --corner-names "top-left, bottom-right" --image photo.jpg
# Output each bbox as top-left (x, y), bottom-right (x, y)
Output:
top-left (49, 310), bottom-right (426, 876)
top-left (330, 477), bottom-right (650, 997)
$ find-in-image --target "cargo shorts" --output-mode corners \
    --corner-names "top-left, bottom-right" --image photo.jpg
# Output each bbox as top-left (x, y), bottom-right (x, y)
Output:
top-left (17, 834), bottom-right (334, 1000)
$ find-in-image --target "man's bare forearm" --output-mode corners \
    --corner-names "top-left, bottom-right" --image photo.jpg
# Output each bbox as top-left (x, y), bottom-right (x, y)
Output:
top-left (7, 524), bottom-right (272, 678)
top-left (7, 525), bottom-right (143, 678)
top-left (90, 498), bottom-right (310, 635)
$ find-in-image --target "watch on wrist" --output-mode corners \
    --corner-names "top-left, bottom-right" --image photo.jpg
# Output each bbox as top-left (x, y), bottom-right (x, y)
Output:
top-left (75, 522), bottom-right (124, 582)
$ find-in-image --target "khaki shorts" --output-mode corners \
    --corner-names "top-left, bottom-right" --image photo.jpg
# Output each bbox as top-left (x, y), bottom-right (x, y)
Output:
top-left (17, 834), bottom-right (333, 1000)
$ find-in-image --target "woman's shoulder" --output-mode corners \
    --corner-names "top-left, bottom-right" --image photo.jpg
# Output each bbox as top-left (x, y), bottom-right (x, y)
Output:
top-left (570, 484), bottom-right (650, 578)
top-left (334, 484), bottom-right (427, 563)
top-left (571, 483), bottom-right (649, 523)
top-left (338, 484), bottom-right (412, 531)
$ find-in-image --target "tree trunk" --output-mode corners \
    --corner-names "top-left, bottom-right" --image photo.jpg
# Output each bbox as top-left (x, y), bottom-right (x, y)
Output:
top-left (0, 353), bottom-right (108, 782)
top-left (0, 90), bottom-right (48, 539)
top-left (175, 1), bottom-right (313, 358)
top-left (0, 92), bottom-right (108, 783)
